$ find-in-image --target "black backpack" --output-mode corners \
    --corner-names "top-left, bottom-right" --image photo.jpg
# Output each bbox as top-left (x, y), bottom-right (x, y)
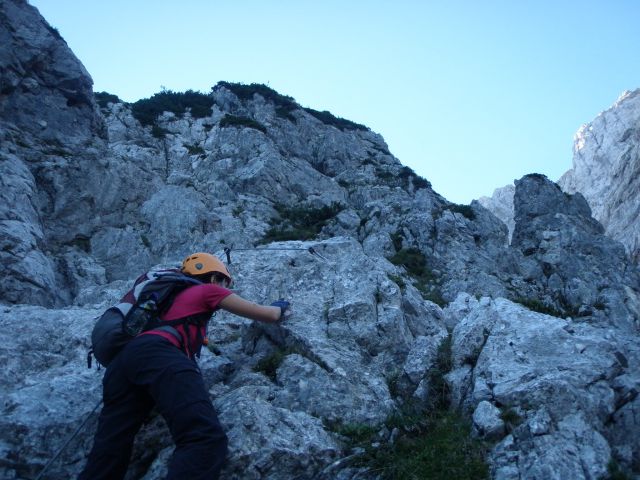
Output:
top-left (89, 270), bottom-right (202, 368)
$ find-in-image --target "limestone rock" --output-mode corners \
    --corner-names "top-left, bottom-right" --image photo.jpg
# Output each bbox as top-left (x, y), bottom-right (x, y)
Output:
top-left (2, 2), bottom-right (640, 478)
top-left (480, 90), bottom-right (640, 265)
top-left (446, 297), bottom-right (640, 477)
top-left (477, 184), bottom-right (515, 244)
top-left (559, 89), bottom-right (640, 263)
top-left (472, 400), bottom-right (505, 441)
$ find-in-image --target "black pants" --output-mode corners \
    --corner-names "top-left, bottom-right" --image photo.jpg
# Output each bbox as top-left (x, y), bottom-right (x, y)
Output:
top-left (79, 334), bottom-right (228, 480)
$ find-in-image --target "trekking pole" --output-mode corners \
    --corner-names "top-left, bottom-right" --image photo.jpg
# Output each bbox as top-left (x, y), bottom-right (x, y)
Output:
top-left (34, 399), bottom-right (102, 480)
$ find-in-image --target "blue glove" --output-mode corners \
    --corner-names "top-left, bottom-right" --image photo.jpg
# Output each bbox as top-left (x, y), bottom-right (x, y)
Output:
top-left (270, 299), bottom-right (290, 320)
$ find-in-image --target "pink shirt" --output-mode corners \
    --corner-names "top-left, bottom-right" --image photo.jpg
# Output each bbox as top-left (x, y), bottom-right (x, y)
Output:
top-left (143, 283), bottom-right (233, 357)
top-left (162, 283), bottom-right (233, 321)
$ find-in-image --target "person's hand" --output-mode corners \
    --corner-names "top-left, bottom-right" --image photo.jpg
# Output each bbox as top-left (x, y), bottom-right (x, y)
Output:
top-left (270, 299), bottom-right (291, 321)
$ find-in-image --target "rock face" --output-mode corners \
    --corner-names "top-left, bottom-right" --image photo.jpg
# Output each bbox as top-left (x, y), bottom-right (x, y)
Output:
top-left (477, 184), bottom-right (515, 244)
top-left (0, 0), bottom-right (107, 307)
top-left (445, 295), bottom-right (639, 480)
top-left (1, 2), bottom-right (640, 479)
top-left (511, 174), bottom-right (640, 329)
top-left (0, 239), bottom-right (448, 480)
top-left (479, 89), bottom-right (640, 265)
top-left (559, 89), bottom-right (640, 264)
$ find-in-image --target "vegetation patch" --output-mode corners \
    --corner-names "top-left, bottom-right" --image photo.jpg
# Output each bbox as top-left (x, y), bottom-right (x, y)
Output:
top-left (387, 274), bottom-right (406, 291)
top-left (215, 81), bottom-right (299, 120)
top-left (303, 107), bottom-right (369, 132)
top-left (253, 347), bottom-right (294, 381)
top-left (184, 143), bottom-right (205, 155)
top-left (445, 203), bottom-right (476, 220)
top-left (232, 205), bottom-right (244, 218)
top-left (219, 114), bottom-right (267, 133)
top-left (366, 411), bottom-right (490, 479)
top-left (339, 336), bottom-right (489, 479)
top-left (375, 168), bottom-right (395, 181)
top-left (66, 235), bottom-right (91, 253)
top-left (261, 202), bottom-right (343, 243)
top-left (131, 89), bottom-right (214, 127)
top-left (387, 247), bottom-right (445, 306)
top-left (606, 459), bottom-right (633, 480)
top-left (390, 230), bottom-right (404, 252)
top-left (499, 406), bottom-right (523, 432)
top-left (427, 335), bottom-right (453, 410)
top-left (94, 91), bottom-right (121, 109)
top-left (389, 248), bottom-right (431, 280)
top-left (512, 297), bottom-right (565, 318)
top-left (375, 166), bottom-right (431, 192)
top-left (43, 139), bottom-right (72, 157)
top-left (151, 125), bottom-right (169, 139)
top-left (399, 166), bottom-right (432, 190)
top-left (557, 295), bottom-right (582, 318)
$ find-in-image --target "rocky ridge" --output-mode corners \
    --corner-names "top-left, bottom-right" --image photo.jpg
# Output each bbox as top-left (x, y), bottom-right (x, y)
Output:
top-left (1, 1), bottom-right (639, 479)
top-left (559, 89), bottom-right (640, 264)
top-left (479, 89), bottom-right (640, 265)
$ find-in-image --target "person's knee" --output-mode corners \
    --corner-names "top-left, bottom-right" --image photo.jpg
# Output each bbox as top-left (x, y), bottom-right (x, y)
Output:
top-left (168, 405), bottom-right (229, 477)
top-left (169, 401), bottom-right (228, 452)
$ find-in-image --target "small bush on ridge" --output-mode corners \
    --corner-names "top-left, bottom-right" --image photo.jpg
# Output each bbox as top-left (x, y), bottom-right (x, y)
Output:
top-left (131, 89), bottom-right (213, 127)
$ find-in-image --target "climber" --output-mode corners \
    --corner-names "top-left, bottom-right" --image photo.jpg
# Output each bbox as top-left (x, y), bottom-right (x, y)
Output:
top-left (78, 252), bottom-right (291, 480)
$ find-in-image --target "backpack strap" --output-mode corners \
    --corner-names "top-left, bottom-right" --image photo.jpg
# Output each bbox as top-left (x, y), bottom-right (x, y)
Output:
top-left (145, 312), bottom-right (212, 358)
top-left (150, 325), bottom-right (183, 345)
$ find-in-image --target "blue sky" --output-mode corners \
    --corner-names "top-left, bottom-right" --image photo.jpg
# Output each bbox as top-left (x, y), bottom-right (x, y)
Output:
top-left (30, 1), bottom-right (640, 204)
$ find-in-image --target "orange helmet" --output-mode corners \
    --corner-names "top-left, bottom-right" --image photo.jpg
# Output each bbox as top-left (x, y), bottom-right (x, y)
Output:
top-left (181, 252), bottom-right (232, 285)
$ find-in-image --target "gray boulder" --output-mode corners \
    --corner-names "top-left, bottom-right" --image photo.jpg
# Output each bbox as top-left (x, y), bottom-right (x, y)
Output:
top-left (445, 297), bottom-right (640, 477)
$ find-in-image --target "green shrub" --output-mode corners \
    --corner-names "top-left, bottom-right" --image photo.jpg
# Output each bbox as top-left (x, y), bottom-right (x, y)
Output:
top-left (215, 81), bottom-right (299, 120)
top-left (345, 336), bottom-right (489, 479)
top-left (303, 107), bottom-right (368, 132)
top-left (131, 89), bottom-right (214, 127)
top-left (399, 166), bottom-right (431, 190)
top-left (387, 274), bottom-right (406, 291)
top-left (428, 335), bottom-right (453, 410)
top-left (606, 460), bottom-right (633, 480)
top-left (499, 406), bottom-right (523, 430)
top-left (43, 138), bottom-right (72, 156)
top-left (513, 297), bottom-right (564, 317)
top-left (185, 143), bottom-right (205, 155)
top-left (232, 205), bottom-right (244, 218)
top-left (557, 295), bottom-right (582, 318)
top-left (388, 247), bottom-right (444, 305)
top-left (219, 114), bottom-right (267, 133)
top-left (594, 300), bottom-right (606, 311)
top-left (221, 84), bottom-right (367, 129)
top-left (413, 176), bottom-right (432, 190)
top-left (375, 166), bottom-right (431, 191)
top-left (375, 168), bottom-right (395, 181)
top-left (68, 235), bottom-right (91, 253)
top-left (446, 203), bottom-right (476, 220)
top-left (140, 234), bottom-right (151, 249)
top-left (261, 202), bottom-right (343, 243)
top-left (151, 125), bottom-right (169, 139)
top-left (253, 348), bottom-right (292, 380)
top-left (95, 91), bottom-right (121, 108)
top-left (388, 248), bottom-right (431, 280)
top-left (390, 230), bottom-right (404, 252)
top-left (416, 285), bottom-right (447, 308)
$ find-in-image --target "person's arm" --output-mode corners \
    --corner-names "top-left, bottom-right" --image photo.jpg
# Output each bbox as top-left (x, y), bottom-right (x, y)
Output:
top-left (219, 294), bottom-right (282, 323)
